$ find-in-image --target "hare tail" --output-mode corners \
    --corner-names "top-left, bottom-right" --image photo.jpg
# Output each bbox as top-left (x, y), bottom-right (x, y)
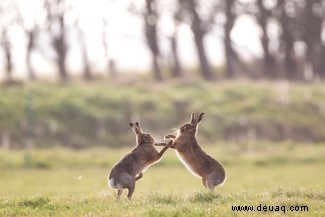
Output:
top-left (108, 178), bottom-right (118, 189)
top-left (219, 176), bottom-right (227, 186)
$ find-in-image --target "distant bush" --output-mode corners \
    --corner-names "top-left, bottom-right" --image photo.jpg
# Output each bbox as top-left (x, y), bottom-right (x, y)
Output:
top-left (0, 81), bottom-right (324, 149)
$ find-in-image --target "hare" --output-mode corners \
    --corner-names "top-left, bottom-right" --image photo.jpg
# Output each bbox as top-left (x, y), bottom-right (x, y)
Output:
top-left (108, 122), bottom-right (172, 199)
top-left (165, 112), bottom-right (226, 190)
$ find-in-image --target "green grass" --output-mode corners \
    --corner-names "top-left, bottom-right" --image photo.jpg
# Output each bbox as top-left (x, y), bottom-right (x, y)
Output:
top-left (0, 144), bottom-right (324, 216)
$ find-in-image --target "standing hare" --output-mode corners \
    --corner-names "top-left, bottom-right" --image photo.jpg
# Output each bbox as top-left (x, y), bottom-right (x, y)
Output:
top-left (165, 112), bottom-right (226, 190)
top-left (108, 122), bottom-right (172, 199)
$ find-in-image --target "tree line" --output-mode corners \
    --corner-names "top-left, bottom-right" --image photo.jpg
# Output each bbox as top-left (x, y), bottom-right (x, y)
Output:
top-left (0, 0), bottom-right (324, 82)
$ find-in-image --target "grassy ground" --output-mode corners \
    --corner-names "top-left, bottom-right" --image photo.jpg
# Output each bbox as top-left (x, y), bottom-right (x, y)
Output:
top-left (0, 144), bottom-right (324, 216)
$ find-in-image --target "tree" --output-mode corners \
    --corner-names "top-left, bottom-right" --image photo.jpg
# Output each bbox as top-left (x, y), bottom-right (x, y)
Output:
top-left (170, 9), bottom-right (183, 78)
top-left (102, 18), bottom-right (117, 79)
top-left (224, 0), bottom-right (240, 78)
top-left (144, 0), bottom-right (163, 81)
top-left (0, 2), bottom-right (14, 81)
top-left (128, 0), bottom-right (163, 81)
top-left (0, 29), bottom-right (12, 81)
top-left (178, 0), bottom-right (215, 80)
top-left (16, 4), bottom-right (39, 81)
top-left (277, 0), bottom-right (298, 79)
top-left (76, 21), bottom-right (93, 81)
top-left (256, 0), bottom-right (276, 78)
top-left (169, 29), bottom-right (183, 78)
top-left (44, 0), bottom-right (70, 82)
top-left (304, 0), bottom-right (325, 79)
top-left (25, 30), bottom-right (37, 81)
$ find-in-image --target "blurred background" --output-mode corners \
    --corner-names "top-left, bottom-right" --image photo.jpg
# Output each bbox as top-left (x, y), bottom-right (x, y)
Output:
top-left (0, 0), bottom-right (324, 149)
top-left (1, 0), bottom-right (325, 82)
top-left (0, 0), bottom-right (324, 202)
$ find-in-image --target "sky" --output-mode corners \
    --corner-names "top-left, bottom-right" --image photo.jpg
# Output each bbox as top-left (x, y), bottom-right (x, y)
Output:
top-left (0, 0), bottom-right (263, 79)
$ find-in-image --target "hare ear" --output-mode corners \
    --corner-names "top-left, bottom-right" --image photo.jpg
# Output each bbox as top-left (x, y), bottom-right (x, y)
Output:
top-left (130, 122), bottom-right (141, 135)
top-left (135, 122), bottom-right (143, 133)
top-left (194, 112), bottom-right (205, 125)
top-left (190, 113), bottom-right (196, 124)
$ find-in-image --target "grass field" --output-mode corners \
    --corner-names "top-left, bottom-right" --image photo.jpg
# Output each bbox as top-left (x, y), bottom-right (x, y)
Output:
top-left (0, 144), bottom-right (324, 216)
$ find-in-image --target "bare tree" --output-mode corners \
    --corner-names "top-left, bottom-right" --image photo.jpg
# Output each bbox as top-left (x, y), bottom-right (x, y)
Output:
top-left (25, 30), bottom-right (37, 81)
top-left (0, 2), bottom-right (14, 81)
top-left (102, 18), bottom-right (117, 79)
top-left (224, 0), bottom-right (240, 78)
top-left (144, 0), bottom-right (163, 81)
top-left (0, 28), bottom-right (13, 81)
top-left (128, 0), bottom-right (163, 81)
top-left (178, 0), bottom-right (215, 80)
top-left (75, 21), bottom-right (92, 81)
top-left (44, 0), bottom-right (70, 81)
top-left (304, 0), bottom-right (325, 79)
top-left (276, 0), bottom-right (298, 79)
top-left (16, 5), bottom-right (39, 81)
top-left (170, 12), bottom-right (183, 78)
top-left (256, 0), bottom-right (276, 78)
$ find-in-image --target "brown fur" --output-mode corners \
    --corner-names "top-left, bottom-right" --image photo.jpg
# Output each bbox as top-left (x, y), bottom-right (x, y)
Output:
top-left (165, 113), bottom-right (226, 190)
top-left (108, 122), bottom-right (172, 199)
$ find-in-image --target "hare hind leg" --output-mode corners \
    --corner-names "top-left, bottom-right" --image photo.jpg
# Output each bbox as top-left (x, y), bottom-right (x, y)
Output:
top-left (202, 177), bottom-right (207, 188)
top-left (117, 189), bottom-right (123, 199)
top-left (206, 182), bottom-right (215, 191)
top-left (205, 178), bottom-right (216, 191)
top-left (118, 172), bottom-right (136, 199)
top-left (203, 177), bottom-right (215, 190)
top-left (127, 182), bottom-right (135, 199)
top-left (115, 172), bottom-right (134, 198)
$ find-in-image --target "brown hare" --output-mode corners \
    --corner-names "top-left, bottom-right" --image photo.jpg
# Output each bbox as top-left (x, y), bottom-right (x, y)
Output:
top-left (108, 122), bottom-right (172, 199)
top-left (165, 112), bottom-right (226, 190)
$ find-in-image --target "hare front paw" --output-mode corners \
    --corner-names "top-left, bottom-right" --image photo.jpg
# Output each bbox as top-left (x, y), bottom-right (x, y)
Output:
top-left (166, 140), bottom-right (173, 148)
top-left (164, 134), bottom-right (176, 140)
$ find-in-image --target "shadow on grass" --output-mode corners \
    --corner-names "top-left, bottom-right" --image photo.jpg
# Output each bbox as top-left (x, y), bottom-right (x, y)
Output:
top-left (270, 187), bottom-right (325, 201)
top-left (187, 191), bottom-right (222, 203)
top-left (147, 191), bottom-right (222, 205)
top-left (18, 197), bottom-right (50, 208)
top-left (148, 194), bottom-right (181, 205)
top-left (146, 207), bottom-right (214, 217)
